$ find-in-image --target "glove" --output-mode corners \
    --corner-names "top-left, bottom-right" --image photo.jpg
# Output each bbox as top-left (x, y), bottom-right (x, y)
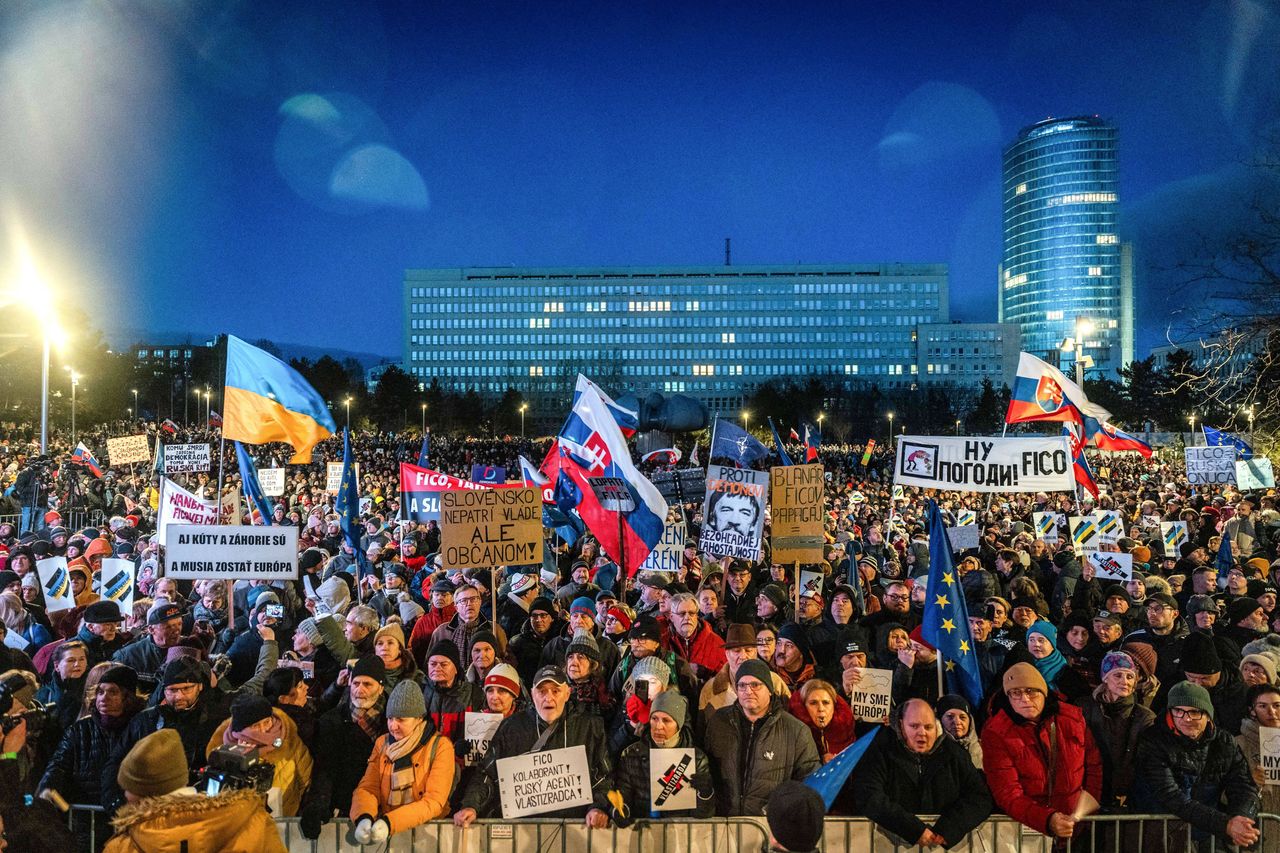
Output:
top-left (352, 816), bottom-right (374, 845)
top-left (368, 818), bottom-right (390, 843)
top-left (299, 804), bottom-right (326, 840)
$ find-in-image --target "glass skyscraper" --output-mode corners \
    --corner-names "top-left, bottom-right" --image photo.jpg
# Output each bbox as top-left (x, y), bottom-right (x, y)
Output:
top-left (999, 116), bottom-right (1134, 377)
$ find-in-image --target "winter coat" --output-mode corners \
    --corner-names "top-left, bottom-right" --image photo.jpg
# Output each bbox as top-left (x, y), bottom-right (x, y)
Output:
top-left (35, 672), bottom-right (85, 732)
top-left (945, 728), bottom-right (983, 769)
top-left (205, 709), bottom-right (313, 817)
top-left (1132, 718), bottom-right (1259, 845)
top-left (854, 725), bottom-right (994, 849)
top-left (1080, 684), bottom-right (1155, 807)
top-left (542, 625), bottom-right (622, 681)
top-left (39, 704), bottom-right (142, 806)
top-left (110, 636), bottom-right (173, 684)
top-left (422, 676), bottom-right (482, 740)
top-left (299, 698), bottom-right (385, 825)
top-left (1236, 719), bottom-right (1280, 822)
top-left (509, 619), bottom-right (562, 687)
top-left (703, 696), bottom-right (822, 816)
top-left (980, 695), bottom-right (1103, 836)
top-left (667, 620), bottom-right (728, 682)
top-left (612, 727), bottom-right (714, 825)
top-left (787, 687), bottom-right (856, 760)
top-left (697, 663), bottom-right (790, 730)
top-left (349, 724), bottom-right (456, 834)
top-left (102, 788), bottom-right (286, 853)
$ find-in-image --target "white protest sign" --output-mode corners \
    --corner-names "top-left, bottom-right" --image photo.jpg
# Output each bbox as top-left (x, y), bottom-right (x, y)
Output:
top-left (956, 509), bottom-right (976, 526)
top-left (463, 712), bottom-right (504, 767)
top-left (259, 468), bottom-right (286, 497)
top-left (99, 558), bottom-right (136, 615)
top-left (157, 478), bottom-right (220, 545)
top-left (163, 525), bottom-right (298, 581)
top-left (1069, 515), bottom-right (1101, 556)
top-left (107, 434), bottom-right (151, 466)
top-left (1260, 726), bottom-right (1280, 786)
top-left (1088, 551), bottom-right (1133, 583)
top-left (649, 747), bottom-right (697, 812)
top-left (639, 521), bottom-right (686, 573)
top-left (163, 443), bottom-right (211, 474)
top-left (326, 462), bottom-right (344, 494)
top-left (797, 569), bottom-right (824, 600)
top-left (496, 745), bottom-right (593, 818)
top-left (847, 667), bottom-right (894, 723)
top-left (700, 465), bottom-right (768, 561)
top-left (36, 557), bottom-right (77, 612)
top-left (1033, 512), bottom-right (1062, 544)
top-left (1185, 446), bottom-right (1236, 485)
top-left (1092, 510), bottom-right (1123, 545)
top-left (946, 525), bottom-right (980, 552)
top-left (1237, 458), bottom-right (1275, 490)
top-left (1161, 521), bottom-right (1189, 554)
top-left (894, 435), bottom-right (1074, 493)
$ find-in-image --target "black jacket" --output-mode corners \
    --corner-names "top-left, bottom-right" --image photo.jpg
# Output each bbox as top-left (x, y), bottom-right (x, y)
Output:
top-left (38, 704), bottom-right (142, 806)
top-left (1079, 689), bottom-right (1156, 806)
top-left (703, 697), bottom-right (821, 816)
top-left (299, 698), bottom-right (385, 825)
top-left (612, 727), bottom-right (713, 825)
top-left (509, 619), bottom-right (562, 687)
top-left (853, 726), bottom-right (993, 848)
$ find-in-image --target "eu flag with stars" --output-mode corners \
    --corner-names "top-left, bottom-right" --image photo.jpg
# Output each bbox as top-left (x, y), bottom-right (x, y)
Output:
top-left (1203, 425), bottom-right (1254, 460)
top-left (1215, 526), bottom-right (1234, 573)
top-left (922, 498), bottom-right (984, 708)
top-left (711, 418), bottom-right (770, 467)
top-left (234, 442), bottom-right (273, 526)
top-left (335, 428), bottom-right (361, 555)
top-left (417, 430), bottom-right (430, 467)
top-left (802, 726), bottom-right (878, 810)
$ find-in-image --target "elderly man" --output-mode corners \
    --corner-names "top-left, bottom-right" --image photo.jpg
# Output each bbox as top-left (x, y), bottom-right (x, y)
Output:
top-left (1133, 681), bottom-right (1260, 849)
top-left (452, 664), bottom-right (614, 827)
top-left (430, 583), bottom-right (508, 664)
top-left (855, 698), bottom-right (993, 848)
top-left (704, 658), bottom-right (820, 815)
top-left (666, 592), bottom-right (727, 681)
top-left (699, 623), bottom-right (789, 731)
top-left (111, 603), bottom-right (191, 687)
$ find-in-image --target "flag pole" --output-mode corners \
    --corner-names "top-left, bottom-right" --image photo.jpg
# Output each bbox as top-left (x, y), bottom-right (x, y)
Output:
top-left (936, 650), bottom-right (944, 697)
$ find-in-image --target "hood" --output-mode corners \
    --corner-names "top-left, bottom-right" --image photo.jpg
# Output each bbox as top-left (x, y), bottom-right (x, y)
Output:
top-left (109, 788), bottom-right (267, 852)
top-left (787, 688), bottom-right (856, 741)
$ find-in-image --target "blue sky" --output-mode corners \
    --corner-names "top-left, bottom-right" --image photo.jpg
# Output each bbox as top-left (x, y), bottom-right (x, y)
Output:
top-left (2, 0), bottom-right (1277, 359)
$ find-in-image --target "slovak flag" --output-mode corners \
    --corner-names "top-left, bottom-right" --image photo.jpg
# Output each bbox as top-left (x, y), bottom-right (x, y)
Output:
top-left (568, 377), bottom-right (638, 437)
top-left (160, 419), bottom-right (179, 435)
top-left (1093, 422), bottom-right (1153, 458)
top-left (802, 422), bottom-right (820, 463)
top-left (549, 375), bottom-right (668, 577)
top-left (1006, 352), bottom-right (1112, 430)
top-left (71, 443), bottom-right (104, 478)
top-left (207, 410), bottom-right (223, 428)
top-left (1063, 423), bottom-right (1100, 498)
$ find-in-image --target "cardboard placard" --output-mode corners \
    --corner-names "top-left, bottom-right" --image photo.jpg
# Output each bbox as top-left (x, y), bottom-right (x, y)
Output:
top-left (1185, 446), bottom-right (1236, 485)
top-left (1033, 512), bottom-right (1062, 544)
top-left (163, 443), bottom-right (211, 474)
top-left (797, 569), bottom-right (824, 600)
top-left (649, 747), bottom-right (697, 812)
top-left (220, 487), bottom-right (242, 525)
top-left (1069, 515), bottom-right (1100, 556)
top-left (1237, 458), bottom-right (1275, 490)
top-left (699, 465), bottom-right (768, 561)
top-left (325, 462), bottom-right (344, 494)
top-left (638, 521), bottom-right (685, 573)
top-left (107, 434), bottom-right (151, 466)
top-left (846, 667), bottom-right (894, 723)
top-left (463, 711), bottom-right (504, 766)
top-left (99, 558), bottom-right (136, 615)
top-left (1260, 726), bottom-right (1280, 786)
top-left (1161, 521), bottom-right (1189, 553)
top-left (496, 745), bottom-right (593, 818)
top-left (36, 556), bottom-right (77, 612)
top-left (163, 525), bottom-right (298, 580)
top-left (1088, 551), bottom-right (1133, 583)
top-left (769, 464), bottom-right (824, 564)
top-left (259, 467), bottom-right (286, 497)
top-left (946, 525), bottom-right (980, 552)
top-left (439, 487), bottom-right (541, 569)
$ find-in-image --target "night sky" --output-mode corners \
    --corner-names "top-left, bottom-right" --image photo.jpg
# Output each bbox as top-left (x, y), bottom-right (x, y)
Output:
top-left (2, 0), bottom-right (1277, 361)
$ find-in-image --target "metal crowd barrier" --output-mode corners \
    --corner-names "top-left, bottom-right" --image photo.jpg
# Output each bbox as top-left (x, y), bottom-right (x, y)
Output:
top-left (0, 509), bottom-right (105, 534)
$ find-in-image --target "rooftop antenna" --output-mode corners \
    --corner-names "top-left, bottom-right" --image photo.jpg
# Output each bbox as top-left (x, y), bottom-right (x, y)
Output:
top-left (724, 237), bottom-right (731, 267)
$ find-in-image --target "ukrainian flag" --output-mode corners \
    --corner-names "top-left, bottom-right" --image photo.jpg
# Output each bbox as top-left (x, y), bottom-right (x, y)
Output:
top-left (223, 336), bottom-right (337, 463)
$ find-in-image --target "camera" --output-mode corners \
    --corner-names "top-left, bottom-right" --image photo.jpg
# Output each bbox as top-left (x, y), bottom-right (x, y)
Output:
top-left (0, 673), bottom-right (54, 733)
top-left (196, 744), bottom-right (276, 796)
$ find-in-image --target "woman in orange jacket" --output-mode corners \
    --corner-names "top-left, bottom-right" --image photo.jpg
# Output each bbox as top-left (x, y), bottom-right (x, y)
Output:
top-left (349, 680), bottom-right (457, 844)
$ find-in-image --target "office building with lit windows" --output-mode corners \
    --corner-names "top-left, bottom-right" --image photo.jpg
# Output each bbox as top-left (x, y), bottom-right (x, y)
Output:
top-left (404, 264), bottom-right (949, 412)
top-left (915, 323), bottom-right (1021, 388)
top-left (999, 116), bottom-right (1134, 377)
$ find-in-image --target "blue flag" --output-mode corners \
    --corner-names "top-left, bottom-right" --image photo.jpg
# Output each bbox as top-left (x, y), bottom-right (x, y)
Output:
top-left (335, 428), bottom-right (361, 556)
top-left (922, 498), bottom-right (984, 708)
top-left (417, 431), bottom-right (430, 468)
top-left (711, 418), bottom-right (770, 467)
top-left (1216, 526), bottom-right (1234, 573)
top-left (234, 442), bottom-right (274, 526)
top-left (1203, 426), bottom-right (1254, 460)
top-left (768, 418), bottom-right (794, 466)
top-left (803, 726), bottom-right (878, 810)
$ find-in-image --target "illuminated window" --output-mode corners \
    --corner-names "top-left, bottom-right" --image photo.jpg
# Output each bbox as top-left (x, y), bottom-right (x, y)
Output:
top-left (721, 333), bottom-right (735, 344)
top-left (1015, 183), bottom-right (1027, 195)
top-left (843, 364), bottom-right (859, 375)
top-left (692, 364), bottom-right (715, 376)
top-left (1107, 320), bottom-right (1118, 329)
top-left (1088, 266), bottom-right (1102, 276)
top-left (528, 366), bottom-right (544, 377)
top-left (1048, 192), bottom-right (1117, 207)
top-left (1096, 234), bottom-right (1118, 245)
top-left (1046, 310), bottom-right (1064, 320)
top-left (1004, 273), bottom-right (1027, 289)
top-left (687, 301), bottom-right (700, 311)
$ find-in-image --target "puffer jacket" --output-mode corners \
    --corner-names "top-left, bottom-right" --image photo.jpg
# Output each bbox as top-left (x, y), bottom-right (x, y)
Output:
top-left (980, 695), bottom-right (1102, 836)
top-left (611, 727), bottom-right (713, 825)
top-left (787, 687), bottom-right (856, 760)
top-left (205, 709), bottom-right (313, 817)
top-left (422, 677), bottom-right (482, 740)
top-left (1132, 717), bottom-right (1259, 845)
top-left (349, 723), bottom-right (456, 835)
top-left (854, 724), bottom-right (993, 848)
top-left (298, 697), bottom-right (386, 830)
top-left (1080, 684), bottom-right (1155, 807)
top-left (39, 701), bottom-right (143, 806)
top-left (102, 788), bottom-right (286, 853)
top-left (703, 696), bottom-right (822, 816)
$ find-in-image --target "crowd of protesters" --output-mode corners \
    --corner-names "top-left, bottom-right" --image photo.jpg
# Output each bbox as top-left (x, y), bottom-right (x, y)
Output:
top-left (0, 417), bottom-right (1276, 851)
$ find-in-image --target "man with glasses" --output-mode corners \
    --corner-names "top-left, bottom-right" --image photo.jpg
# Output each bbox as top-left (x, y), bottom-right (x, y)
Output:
top-left (665, 592), bottom-right (726, 682)
top-left (697, 624), bottom-right (789, 731)
top-left (429, 582), bottom-right (508, 667)
top-left (1123, 591), bottom-right (1190, 706)
top-left (860, 581), bottom-right (917, 653)
top-left (704, 658), bottom-right (819, 815)
top-left (1133, 680), bottom-right (1260, 849)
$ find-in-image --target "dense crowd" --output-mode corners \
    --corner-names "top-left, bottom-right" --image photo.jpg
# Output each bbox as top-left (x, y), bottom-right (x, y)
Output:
top-left (0, 419), bottom-right (1276, 852)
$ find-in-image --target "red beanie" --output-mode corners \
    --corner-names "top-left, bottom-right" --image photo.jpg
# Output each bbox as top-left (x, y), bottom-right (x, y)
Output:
top-left (908, 625), bottom-right (936, 653)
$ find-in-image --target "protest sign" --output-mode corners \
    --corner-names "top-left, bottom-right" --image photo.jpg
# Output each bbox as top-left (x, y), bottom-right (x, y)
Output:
top-left (1033, 512), bottom-right (1062, 544)
top-left (770, 464), bottom-right (824, 563)
top-left (1185, 446), bottom-right (1236, 485)
top-left (846, 668), bottom-right (893, 723)
top-left (1088, 551), bottom-right (1133, 583)
top-left (1070, 515), bottom-right (1100, 556)
top-left (639, 521), bottom-right (686, 573)
top-left (496, 745), bottom-right (593, 818)
top-left (259, 467), bottom-right (285, 497)
top-left (649, 748), bottom-right (697, 812)
top-left (107, 434), bottom-right (151, 466)
top-left (398, 463), bottom-right (519, 524)
top-left (463, 711), bottom-right (505, 767)
top-left (163, 443), bottom-right (210, 474)
top-left (1261, 726), bottom-right (1280, 786)
top-left (1161, 521), bottom-right (1189, 553)
top-left (99, 558), bottom-right (136, 614)
top-left (650, 469), bottom-right (707, 505)
top-left (1093, 510), bottom-right (1123, 545)
top-left (1237, 458), bottom-right (1275, 490)
top-left (157, 478), bottom-right (220, 544)
top-left (163, 525), bottom-right (298, 580)
top-left (797, 569), bottom-right (823, 600)
top-left (699, 465), bottom-right (768, 561)
top-left (946, 525), bottom-right (980, 552)
top-left (956, 509), bottom-right (976, 526)
top-left (439, 487), bottom-right (541, 569)
top-left (36, 557), bottom-right (77, 612)
top-left (220, 487), bottom-right (242, 525)
top-left (893, 436), bottom-right (1074, 493)
top-left (325, 462), bottom-right (343, 494)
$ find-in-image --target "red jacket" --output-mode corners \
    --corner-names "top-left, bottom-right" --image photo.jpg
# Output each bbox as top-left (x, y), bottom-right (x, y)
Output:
top-left (409, 604), bottom-right (456, 666)
top-left (787, 688), bottom-right (856, 760)
top-left (980, 699), bottom-right (1102, 835)
top-left (667, 620), bottom-right (727, 681)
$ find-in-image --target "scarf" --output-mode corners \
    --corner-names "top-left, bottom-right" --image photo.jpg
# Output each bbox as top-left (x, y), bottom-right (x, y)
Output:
top-left (223, 714), bottom-right (285, 757)
top-left (450, 616), bottom-right (483, 659)
top-left (350, 697), bottom-right (384, 740)
top-left (385, 719), bottom-right (428, 808)
top-left (1028, 621), bottom-right (1068, 690)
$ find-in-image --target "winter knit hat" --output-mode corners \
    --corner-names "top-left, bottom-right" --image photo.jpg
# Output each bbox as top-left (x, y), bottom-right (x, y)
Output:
top-left (606, 606), bottom-right (633, 632)
top-left (118, 729), bottom-right (188, 798)
top-left (629, 616), bottom-right (662, 644)
top-left (161, 656), bottom-right (204, 688)
top-left (350, 655), bottom-right (387, 685)
top-left (97, 665), bottom-right (139, 694)
top-left (570, 596), bottom-right (595, 618)
top-left (758, 584), bottom-right (788, 610)
top-left (631, 655), bottom-right (672, 687)
top-left (386, 679), bottom-right (427, 719)
top-left (398, 599), bottom-right (425, 623)
top-left (529, 596), bottom-right (556, 615)
top-left (295, 618), bottom-right (322, 646)
top-left (566, 629), bottom-right (601, 663)
top-left (427, 639), bottom-right (462, 673)
top-left (1186, 595), bottom-right (1219, 616)
top-left (484, 663), bottom-right (521, 697)
top-left (1241, 635), bottom-right (1280, 672)
top-left (1101, 651), bottom-right (1136, 679)
top-left (1121, 642), bottom-right (1158, 679)
top-left (934, 694), bottom-right (972, 719)
top-left (778, 622), bottom-right (813, 659)
top-left (468, 630), bottom-right (499, 656)
top-left (373, 622), bottom-right (406, 653)
top-left (1181, 632), bottom-right (1223, 676)
top-left (1226, 597), bottom-right (1264, 625)
top-left (1167, 680), bottom-right (1215, 721)
top-left (230, 693), bottom-right (274, 732)
top-left (1241, 654), bottom-right (1278, 685)
top-left (650, 690), bottom-right (688, 731)
top-left (1003, 661), bottom-right (1048, 696)
top-left (734, 658), bottom-right (775, 695)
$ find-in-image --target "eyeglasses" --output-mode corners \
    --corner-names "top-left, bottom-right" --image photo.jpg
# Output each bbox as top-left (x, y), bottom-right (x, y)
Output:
top-left (1007, 688), bottom-right (1042, 700)
top-left (736, 681), bottom-right (768, 692)
top-left (456, 596), bottom-right (481, 606)
top-left (756, 639), bottom-right (775, 647)
top-left (883, 593), bottom-right (909, 601)
top-left (1171, 707), bottom-right (1206, 721)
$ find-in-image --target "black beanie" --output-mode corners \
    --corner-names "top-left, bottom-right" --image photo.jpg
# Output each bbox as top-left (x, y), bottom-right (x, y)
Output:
top-left (1226, 597), bottom-right (1264, 626)
top-left (529, 596), bottom-right (556, 615)
top-left (1181, 631), bottom-right (1223, 676)
top-left (766, 781), bottom-right (824, 852)
top-left (230, 693), bottom-right (273, 732)
top-left (427, 639), bottom-right (462, 673)
top-left (935, 693), bottom-right (973, 718)
top-left (778, 622), bottom-right (813, 660)
top-left (97, 665), bottom-right (139, 694)
top-left (161, 656), bottom-right (204, 688)
top-left (350, 655), bottom-right (386, 685)
top-left (299, 548), bottom-right (326, 573)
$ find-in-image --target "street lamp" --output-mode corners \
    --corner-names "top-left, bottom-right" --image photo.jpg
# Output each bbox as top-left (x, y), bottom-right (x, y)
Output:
top-left (955, 418), bottom-right (962, 436)
top-left (344, 396), bottom-right (353, 430)
top-left (421, 403), bottom-right (427, 434)
top-left (887, 411), bottom-right (894, 446)
top-left (10, 232), bottom-right (66, 454)
top-left (742, 410), bottom-right (751, 432)
top-left (132, 388), bottom-right (138, 420)
top-left (66, 368), bottom-right (78, 445)
top-left (1189, 413), bottom-right (1197, 446)
top-left (519, 403), bottom-right (528, 438)
top-left (1060, 317), bottom-right (1096, 386)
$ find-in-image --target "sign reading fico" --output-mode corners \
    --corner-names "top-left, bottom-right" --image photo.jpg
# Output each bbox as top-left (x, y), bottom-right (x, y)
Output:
top-left (893, 436), bottom-right (1074, 494)
top-left (163, 524), bottom-right (298, 580)
top-left (1185, 446), bottom-right (1236, 485)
